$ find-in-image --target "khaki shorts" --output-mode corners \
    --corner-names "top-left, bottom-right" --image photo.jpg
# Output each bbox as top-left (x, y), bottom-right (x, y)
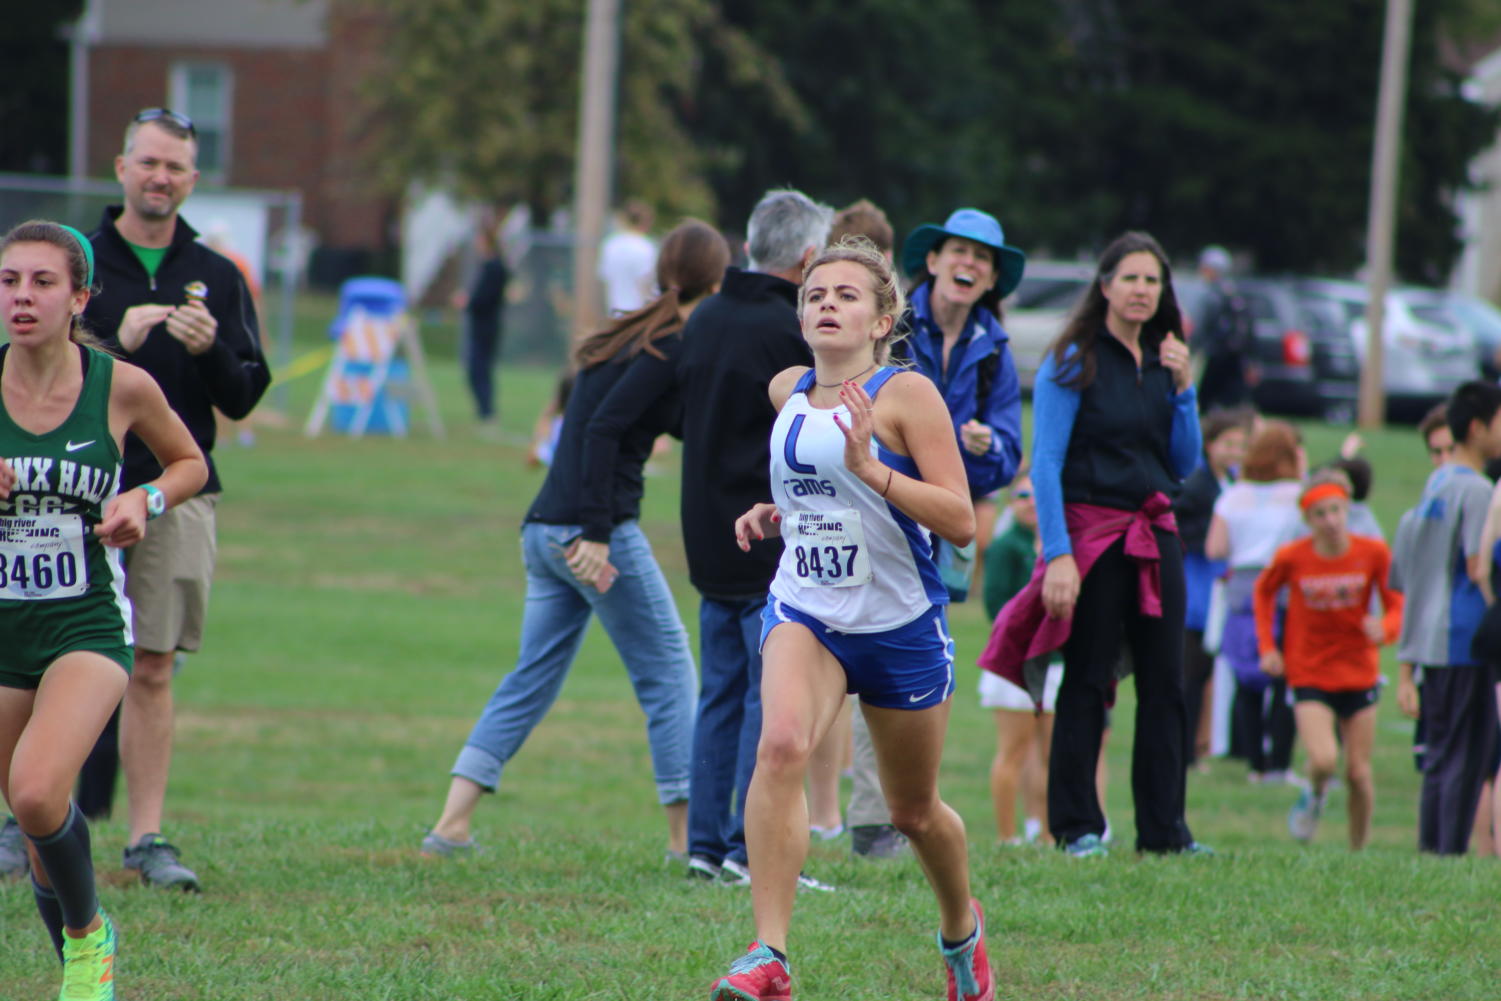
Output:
top-left (124, 493), bottom-right (218, 654)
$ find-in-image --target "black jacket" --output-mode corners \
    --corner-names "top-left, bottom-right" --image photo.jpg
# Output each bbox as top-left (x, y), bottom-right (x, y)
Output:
top-left (677, 268), bottom-right (812, 599)
top-left (526, 335), bottom-right (683, 538)
top-left (465, 256), bottom-right (508, 332)
top-left (86, 207), bottom-right (271, 493)
top-left (1061, 333), bottom-right (1182, 512)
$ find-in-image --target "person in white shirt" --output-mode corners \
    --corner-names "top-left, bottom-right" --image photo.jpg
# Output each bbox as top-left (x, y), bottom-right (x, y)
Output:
top-left (598, 200), bottom-right (657, 315)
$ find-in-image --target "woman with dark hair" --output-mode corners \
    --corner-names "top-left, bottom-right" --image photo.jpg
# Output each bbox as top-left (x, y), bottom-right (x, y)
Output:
top-left (979, 231), bottom-right (1204, 857)
top-left (2, 220), bottom-right (206, 1000)
top-left (420, 220), bottom-right (730, 861)
top-left (1206, 421), bottom-right (1306, 784)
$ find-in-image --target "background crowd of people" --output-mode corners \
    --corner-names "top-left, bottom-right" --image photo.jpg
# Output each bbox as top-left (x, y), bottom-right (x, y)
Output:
top-left (5, 110), bottom-right (1501, 1001)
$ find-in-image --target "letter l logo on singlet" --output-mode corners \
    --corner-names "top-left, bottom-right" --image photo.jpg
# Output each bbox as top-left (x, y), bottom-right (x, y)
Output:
top-left (784, 414), bottom-right (817, 474)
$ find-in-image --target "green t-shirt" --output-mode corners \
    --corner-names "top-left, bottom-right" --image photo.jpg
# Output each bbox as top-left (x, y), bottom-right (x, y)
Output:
top-left (983, 521), bottom-right (1040, 621)
top-left (125, 240), bottom-right (168, 279)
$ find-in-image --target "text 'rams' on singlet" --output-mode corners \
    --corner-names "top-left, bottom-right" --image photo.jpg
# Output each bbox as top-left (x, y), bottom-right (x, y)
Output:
top-left (0, 345), bottom-right (131, 639)
top-left (767, 367), bottom-right (946, 633)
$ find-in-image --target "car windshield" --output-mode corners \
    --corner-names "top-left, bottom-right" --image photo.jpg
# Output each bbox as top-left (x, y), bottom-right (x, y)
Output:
top-left (1009, 276), bottom-right (1088, 310)
top-left (1448, 294), bottom-right (1501, 345)
top-left (1400, 292), bottom-right (1464, 334)
top-left (1240, 291), bottom-right (1279, 322)
top-left (1302, 293), bottom-right (1364, 325)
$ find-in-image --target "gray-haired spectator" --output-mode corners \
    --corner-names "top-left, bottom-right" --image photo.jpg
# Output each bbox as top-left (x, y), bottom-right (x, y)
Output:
top-left (676, 188), bottom-right (834, 886)
top-left (1192, 245), bottom-right (1255, 411)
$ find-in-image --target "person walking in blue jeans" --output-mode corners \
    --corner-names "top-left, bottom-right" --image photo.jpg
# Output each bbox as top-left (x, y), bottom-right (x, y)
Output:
top-left (420, 220), bottom-right (730, 860)
top-left (675, 189), bottom-right (833, 884)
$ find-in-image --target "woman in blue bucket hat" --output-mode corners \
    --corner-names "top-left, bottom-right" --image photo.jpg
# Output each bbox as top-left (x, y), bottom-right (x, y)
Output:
top-left (897, 208), bottom-right (1025, 600)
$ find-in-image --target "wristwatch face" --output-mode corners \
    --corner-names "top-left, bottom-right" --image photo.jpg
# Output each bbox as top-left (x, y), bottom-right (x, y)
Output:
top-left (146, 488), bottom-right (166, 517)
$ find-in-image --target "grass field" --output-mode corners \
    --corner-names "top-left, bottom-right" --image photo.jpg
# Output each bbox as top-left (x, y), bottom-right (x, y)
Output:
top-left (4, 297), bottom-right (1501, 999)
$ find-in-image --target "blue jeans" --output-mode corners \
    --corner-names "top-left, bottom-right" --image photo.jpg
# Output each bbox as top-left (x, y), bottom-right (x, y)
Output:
top-left (453, 521), bottom-right (697, 804)
top-left (686, 596), bottom-right (765, 865)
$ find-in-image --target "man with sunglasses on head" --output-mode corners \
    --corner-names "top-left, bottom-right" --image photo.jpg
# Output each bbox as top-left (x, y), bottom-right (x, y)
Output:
top-left (81, 108), bottom-right (269, 890)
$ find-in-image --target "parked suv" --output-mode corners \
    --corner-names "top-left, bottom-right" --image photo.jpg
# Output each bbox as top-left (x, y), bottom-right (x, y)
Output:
top-left (1177, 276), bottom-right (1359, 420)
top-left (1294, 280), bottom-right (1476, 421)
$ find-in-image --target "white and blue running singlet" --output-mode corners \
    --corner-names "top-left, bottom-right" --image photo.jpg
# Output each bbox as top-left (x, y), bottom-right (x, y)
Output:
top-left (767, 367), bottom-right (947, 633)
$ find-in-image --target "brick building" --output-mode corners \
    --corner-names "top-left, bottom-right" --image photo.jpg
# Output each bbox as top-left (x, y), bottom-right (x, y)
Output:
top-left (76, 0), bottom-right (394, 269)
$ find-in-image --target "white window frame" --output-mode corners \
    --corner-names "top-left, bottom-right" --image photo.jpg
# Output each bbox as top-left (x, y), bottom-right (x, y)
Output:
top-left (168, 61), bottom-right (233, 183)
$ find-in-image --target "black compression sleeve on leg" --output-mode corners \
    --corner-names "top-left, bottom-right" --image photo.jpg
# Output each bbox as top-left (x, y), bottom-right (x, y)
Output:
top-left (30, 876), bottom-right (66, 963)
top-left (25, 803), bottom-right (98, 931)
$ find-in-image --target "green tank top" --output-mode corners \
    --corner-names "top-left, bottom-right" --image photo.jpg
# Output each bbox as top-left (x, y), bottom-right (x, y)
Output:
top-left (0, 345), bottom-right (124, 604)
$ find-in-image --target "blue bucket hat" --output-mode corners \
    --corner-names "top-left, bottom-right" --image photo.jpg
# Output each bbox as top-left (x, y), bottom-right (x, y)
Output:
top-left (900, 208), bottom-right (1026, 298)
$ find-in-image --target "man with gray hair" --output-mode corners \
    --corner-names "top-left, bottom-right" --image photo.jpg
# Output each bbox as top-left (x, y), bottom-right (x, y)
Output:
top-left (676, 188), bottom-right (832, 886)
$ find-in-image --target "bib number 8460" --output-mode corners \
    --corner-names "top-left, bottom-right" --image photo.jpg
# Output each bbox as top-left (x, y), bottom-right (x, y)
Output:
top-left (0, 551), bottom-right (80, 595)
top-left (794, 544), bottom-right (858, 580)
top-left (0, 514), bottom-right (91, 600)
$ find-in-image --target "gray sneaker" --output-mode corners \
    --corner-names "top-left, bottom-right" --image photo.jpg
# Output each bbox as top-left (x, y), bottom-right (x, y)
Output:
top-left (0, 816), bottom-right (28, 879)
top-left (122, 834), bottom-right (201, 891)
top-left (419, 831), bottom-right (478, 858)
top-left (851, 823), bottom-right (909, 858)
top-left (686, 854), bottom-right (721, 881)
top-left (796, 870), bottom-right (837, 893)
top-left (718, 857), bottom-right (752, 886)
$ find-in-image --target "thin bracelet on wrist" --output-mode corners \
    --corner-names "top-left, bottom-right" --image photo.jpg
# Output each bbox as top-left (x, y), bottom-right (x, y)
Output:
top-left (879, 468), bottom-right (894, 497)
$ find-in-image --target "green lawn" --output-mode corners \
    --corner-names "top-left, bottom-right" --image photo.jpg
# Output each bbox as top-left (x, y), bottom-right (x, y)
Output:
top-left (3, 300), bottom-right (1500, 999)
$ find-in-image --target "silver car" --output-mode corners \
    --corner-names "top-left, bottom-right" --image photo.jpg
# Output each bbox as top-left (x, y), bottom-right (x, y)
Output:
top-left (1001, 261), bottom-right (1094, 390)
top-left (1294, 280), bottom-right (1477, 420)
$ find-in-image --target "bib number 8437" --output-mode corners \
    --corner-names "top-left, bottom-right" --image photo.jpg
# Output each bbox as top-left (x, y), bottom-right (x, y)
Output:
top-left (785, 508), bottom-right (872, 588)
top-left (794, 544), bottom-right (858, 581)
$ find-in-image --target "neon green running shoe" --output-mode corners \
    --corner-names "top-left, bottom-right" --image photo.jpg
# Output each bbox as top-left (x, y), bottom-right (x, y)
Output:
top-left (60, 911), bottom-right (116, 1001)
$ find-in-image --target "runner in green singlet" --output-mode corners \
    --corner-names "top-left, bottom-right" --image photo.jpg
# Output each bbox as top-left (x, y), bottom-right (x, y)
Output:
top-left (0, 220), bottom-right (205, 1001)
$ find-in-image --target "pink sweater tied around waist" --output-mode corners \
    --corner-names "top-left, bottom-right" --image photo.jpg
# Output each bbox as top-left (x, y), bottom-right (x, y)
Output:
top-left (978, 492), bottom-right (1179, 698)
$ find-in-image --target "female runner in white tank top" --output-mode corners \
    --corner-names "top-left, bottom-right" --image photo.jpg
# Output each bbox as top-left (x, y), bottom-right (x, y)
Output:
top-left (710, 239), bottom-right (994, 1001)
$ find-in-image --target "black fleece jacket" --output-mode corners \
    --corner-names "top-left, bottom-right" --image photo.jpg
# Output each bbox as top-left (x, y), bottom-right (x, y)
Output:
top-left (676, 268), bottom-right (812, 600)
top-left (85, 207), bottom-right (271, 493)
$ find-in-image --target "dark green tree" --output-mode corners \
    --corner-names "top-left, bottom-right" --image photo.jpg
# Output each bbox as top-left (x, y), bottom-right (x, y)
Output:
top-left (0, 1), bottom-right (87, 175)
top-left (686, 0), bottom-right (1499, 280)
top-left (684, 0), bottom-right (1008, 239)
top-left (347, 0), bottom-right (800, 221)
top-left (1066, 0), bottom-right (1499, 278)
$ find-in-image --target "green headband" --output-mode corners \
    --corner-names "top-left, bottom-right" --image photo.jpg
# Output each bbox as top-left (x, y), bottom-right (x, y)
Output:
top-left (58, 224), bottom-right (95, 288)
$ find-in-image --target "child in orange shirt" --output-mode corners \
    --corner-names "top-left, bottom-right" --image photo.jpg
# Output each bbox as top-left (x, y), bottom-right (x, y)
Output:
top-left (1255, 470), bottom-right (1403, 849)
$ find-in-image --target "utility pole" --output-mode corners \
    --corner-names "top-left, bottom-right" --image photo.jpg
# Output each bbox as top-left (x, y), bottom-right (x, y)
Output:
top-left (570, 0), bottom-right (621, 339)
top-left (1358, 0), bottom-right (1414, 428)
top-left (66, 0), bottom-right (101, 183)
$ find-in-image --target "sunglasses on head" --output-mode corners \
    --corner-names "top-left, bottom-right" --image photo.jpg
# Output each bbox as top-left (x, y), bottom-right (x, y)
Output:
top-left (134, 107), bottom-right (196, 136)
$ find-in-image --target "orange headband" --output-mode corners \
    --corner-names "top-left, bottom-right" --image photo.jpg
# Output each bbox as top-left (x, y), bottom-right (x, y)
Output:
top-left (1300, 482), bottom-right (1350, 511)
